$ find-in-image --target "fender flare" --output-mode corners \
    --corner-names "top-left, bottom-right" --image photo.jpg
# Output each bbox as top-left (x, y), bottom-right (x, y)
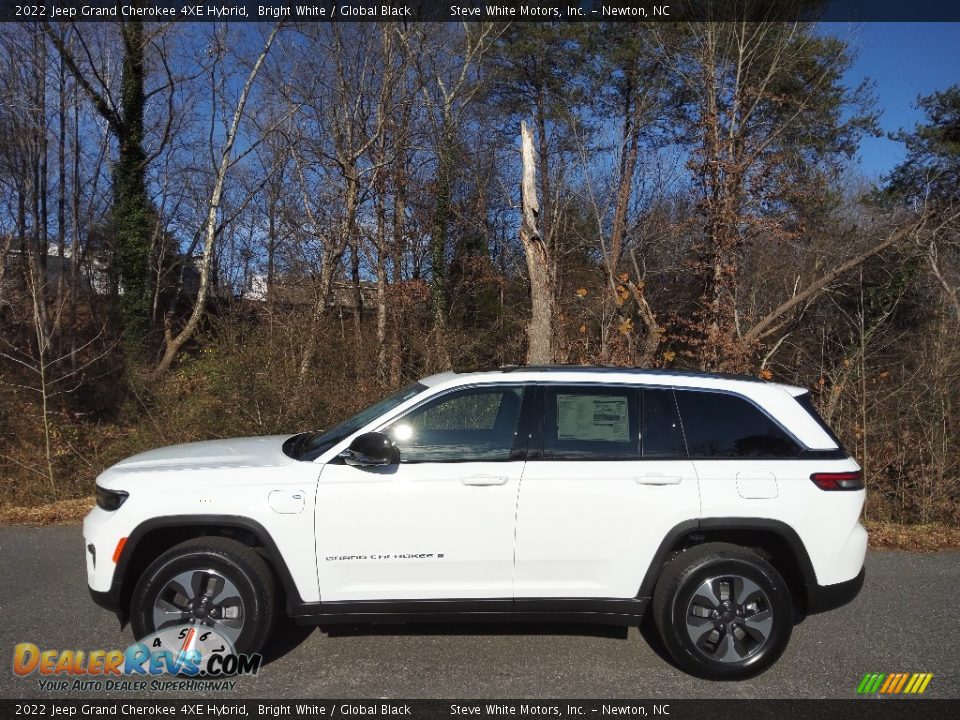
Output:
top-left (96, 514), bottom-right (305, 618)
top-left (635, 517), bottom-right (818, 604)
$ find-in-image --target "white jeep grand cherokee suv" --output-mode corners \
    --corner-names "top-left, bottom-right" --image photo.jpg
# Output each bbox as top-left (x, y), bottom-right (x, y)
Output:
top-left (84, 366), bottom-right (866, 679)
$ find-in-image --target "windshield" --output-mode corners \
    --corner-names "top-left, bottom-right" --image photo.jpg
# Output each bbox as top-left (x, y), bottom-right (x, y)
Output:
top-left (283, 383), bottom-right (427, 461)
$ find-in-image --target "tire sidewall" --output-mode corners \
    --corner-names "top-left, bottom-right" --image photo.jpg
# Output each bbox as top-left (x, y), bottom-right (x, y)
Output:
top-left (130, 547), bottom-right (268, 655)
top-left (662, 555), bottom-right (793, 680)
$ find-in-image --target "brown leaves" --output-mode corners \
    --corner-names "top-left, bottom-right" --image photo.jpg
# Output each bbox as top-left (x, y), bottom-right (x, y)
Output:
top-left (865, 521), bottom-right (960, 551)
top-left (614, 284), bottom-right (630, 306)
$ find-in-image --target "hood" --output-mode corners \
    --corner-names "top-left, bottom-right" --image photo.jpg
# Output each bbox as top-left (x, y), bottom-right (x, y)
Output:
top-left (103, 435), bottom-right (295, 476)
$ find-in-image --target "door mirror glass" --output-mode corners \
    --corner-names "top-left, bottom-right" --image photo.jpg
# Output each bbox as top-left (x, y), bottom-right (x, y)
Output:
top-left (342, 432), bottom-right (400, 467)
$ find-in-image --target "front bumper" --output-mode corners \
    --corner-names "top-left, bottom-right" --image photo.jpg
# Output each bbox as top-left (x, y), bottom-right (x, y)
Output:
top-left (84, 504), bottom-right (134, 622)
top-left (89, 585), bottom-right (122, 613)
top-left (84, 506), bottom-right (130, 592)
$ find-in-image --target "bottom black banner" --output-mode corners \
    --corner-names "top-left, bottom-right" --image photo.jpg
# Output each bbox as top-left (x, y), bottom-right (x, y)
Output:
top-left (1, 700), bottom-right (958, 720)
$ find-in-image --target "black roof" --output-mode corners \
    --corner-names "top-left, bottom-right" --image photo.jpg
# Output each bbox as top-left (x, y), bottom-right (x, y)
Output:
top-left (463, 365), bottom-right (772, 384)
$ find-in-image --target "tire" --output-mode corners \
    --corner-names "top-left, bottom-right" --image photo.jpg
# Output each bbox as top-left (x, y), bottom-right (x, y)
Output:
top-left (651, 542), bottom-right (793, 680)
top-left (130, 536), bottom-right (276, 655)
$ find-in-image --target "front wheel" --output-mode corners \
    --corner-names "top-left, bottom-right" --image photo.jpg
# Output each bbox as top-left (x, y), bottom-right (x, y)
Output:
top-left (652, 543), bottom-right (793, 679)
top-left (129, 536), bottom-right (276, 655)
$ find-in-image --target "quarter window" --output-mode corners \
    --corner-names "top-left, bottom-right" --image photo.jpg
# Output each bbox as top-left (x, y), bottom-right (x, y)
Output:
top-left (674, 390), bottom-right (801, 458)
top-left (385, 386), bottom-right (524, 463)
top-left (542, 386), bottom-right (640, 460)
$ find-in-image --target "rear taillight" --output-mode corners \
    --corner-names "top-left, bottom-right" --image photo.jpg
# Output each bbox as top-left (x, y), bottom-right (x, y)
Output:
top-left (810, 471), bottom-right (864, 491)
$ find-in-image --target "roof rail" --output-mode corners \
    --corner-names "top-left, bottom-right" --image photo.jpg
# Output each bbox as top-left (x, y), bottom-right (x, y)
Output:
top-left (479, 364), bottom-right (769, 383)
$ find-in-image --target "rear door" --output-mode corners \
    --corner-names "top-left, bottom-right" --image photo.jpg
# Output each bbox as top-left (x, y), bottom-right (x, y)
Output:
top-left (673, 389), bottom-right (803, 515)
top-left (513, 385), bottom-right (700, 599)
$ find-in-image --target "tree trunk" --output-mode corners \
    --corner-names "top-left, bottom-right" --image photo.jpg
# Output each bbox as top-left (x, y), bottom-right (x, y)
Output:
top-left (428, 125), bottom-right (454, 370)
top-left (69, 90), bottom-right (81, 369)
top-left (609, 83), bottom-right (641, 275)
top-left (389, 156), bottom-right (407, 386)
top-left (374, 154), bottom-right (389, 383)
top-left (349, 234), bottom-right (363, 352)
top-left (44, 20), bottom-right (154, 350)
top-left (266, 186), bottom-right (277, 317)
top-left (296, 170), bottom-right (356, 382)
top-left (520, 120), bottom-right (554, 364)
top-left (113, 21), bottom-right (153, 349)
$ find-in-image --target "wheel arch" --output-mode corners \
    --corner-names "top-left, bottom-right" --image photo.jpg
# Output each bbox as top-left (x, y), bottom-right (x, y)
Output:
top-left (111, 515), bottom-right (302, 623)
top-left (638, 518), bottom-right (817, 614)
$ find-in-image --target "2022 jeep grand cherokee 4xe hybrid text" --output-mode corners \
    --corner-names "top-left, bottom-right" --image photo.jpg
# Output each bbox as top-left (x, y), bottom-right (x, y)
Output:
top-left (84, 366), bottom-right (866, 679)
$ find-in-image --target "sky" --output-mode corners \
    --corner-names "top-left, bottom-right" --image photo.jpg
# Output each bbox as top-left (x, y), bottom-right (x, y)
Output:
top-left (822, 22), bottom-right (960, 181)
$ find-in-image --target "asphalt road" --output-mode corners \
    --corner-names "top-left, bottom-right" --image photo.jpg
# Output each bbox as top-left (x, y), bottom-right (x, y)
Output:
top-left (1, 524), bottom-right (957, 700)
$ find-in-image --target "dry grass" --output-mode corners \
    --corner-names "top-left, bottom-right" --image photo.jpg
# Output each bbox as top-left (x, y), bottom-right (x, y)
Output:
top-left (0, 500), bottom-right (958, 552)
top-left (0, 497), bottom-right (94, 525)
top-left (864, 520), bottom-right (960, 551)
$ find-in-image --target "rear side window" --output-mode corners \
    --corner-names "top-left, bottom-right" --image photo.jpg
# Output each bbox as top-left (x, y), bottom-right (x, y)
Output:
top-left (542, 386), bottom-right (640, 460)
top-left (674, 390), bottom-right (801, 459)
top-left (642, 389), bottom-right (687, 459)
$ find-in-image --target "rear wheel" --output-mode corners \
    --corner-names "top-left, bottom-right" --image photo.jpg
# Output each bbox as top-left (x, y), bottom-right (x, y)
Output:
top-left (652, 543), bottom-right (793, 679)
top-left (130, 536), bottom-right (275, 655)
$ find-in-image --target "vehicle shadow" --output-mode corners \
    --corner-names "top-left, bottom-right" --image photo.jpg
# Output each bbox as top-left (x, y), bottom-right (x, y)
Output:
top-left (259, 608), bottom-right (808, 668)
top-left (636, 613), bottom-right (676, 669)
top-left (320, 620), bottom-right (629, 640)
top-left (259, 616), bottom-right (316, 665)
top-left (258, 617), bottom-right (638, 668)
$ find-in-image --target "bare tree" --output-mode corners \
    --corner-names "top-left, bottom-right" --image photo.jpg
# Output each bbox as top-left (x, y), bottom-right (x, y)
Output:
top-left (401, 23), bottom-right (499, 369)
top-left (283, 25), bottom-right (399, 382)
top-left (152, 24), bottom-right (281, 376)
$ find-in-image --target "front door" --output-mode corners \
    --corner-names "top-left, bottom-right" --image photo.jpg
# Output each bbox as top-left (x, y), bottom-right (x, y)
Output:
top-left (315, 384), bottom-right (527, 602)
top-left (514, 385), bottom-right (701, 599)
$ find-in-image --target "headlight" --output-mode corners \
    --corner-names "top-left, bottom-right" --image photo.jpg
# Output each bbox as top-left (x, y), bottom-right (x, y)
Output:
top-left (96, 486), bottom-right (128, 511)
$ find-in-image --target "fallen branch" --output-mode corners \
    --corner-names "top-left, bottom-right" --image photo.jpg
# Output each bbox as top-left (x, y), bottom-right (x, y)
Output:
top-left (744, 222), bottom-right (921, 342)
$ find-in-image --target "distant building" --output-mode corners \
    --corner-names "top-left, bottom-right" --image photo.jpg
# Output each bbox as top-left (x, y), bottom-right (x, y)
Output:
top-left (240, 273), bottom-right (377, 316)
top-left (1, 242), bottom-right (212, 301)
top-left (1, 243), bottom-right (111, 298)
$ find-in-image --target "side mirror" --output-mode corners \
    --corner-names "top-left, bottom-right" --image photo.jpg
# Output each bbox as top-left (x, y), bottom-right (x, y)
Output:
top-left (341, 431), bottom-right (400, 467)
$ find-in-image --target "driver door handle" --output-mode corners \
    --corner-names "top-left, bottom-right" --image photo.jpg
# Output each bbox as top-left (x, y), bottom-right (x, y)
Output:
top-left (461, 475), bottom-right (509, 486)
top-left (634, 474), bottom-right (683, 486)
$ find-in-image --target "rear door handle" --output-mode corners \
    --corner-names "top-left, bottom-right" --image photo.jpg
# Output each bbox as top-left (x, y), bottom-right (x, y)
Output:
top-left (634, 475), bottom-right (682, 486)
top-left (461, 475), bottom-right (509, 486)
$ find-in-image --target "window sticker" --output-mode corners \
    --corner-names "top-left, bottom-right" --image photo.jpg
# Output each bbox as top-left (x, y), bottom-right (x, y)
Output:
top-left (556, 394), bottom-right (629, 442)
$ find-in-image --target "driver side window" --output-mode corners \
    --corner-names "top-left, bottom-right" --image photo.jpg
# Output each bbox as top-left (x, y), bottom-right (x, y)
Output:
top-left (385, 386), bottom-right (525, 463)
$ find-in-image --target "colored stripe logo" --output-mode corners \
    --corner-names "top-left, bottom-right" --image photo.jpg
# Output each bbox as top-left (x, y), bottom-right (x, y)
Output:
top-left (857, 673), bottom-right (933, 694)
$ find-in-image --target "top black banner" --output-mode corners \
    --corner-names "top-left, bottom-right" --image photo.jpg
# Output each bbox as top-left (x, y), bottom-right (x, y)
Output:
top-left (1, 0), bottom-right (958, 23)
